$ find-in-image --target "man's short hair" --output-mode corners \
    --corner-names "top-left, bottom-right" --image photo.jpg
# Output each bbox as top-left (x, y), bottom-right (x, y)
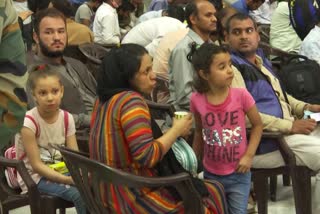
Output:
top-left (34, 8), bottom-right (66, 35)
top-left (185, 1), bottom-right (199, 28)
top-left (225, 13), bottom-right (257, 33)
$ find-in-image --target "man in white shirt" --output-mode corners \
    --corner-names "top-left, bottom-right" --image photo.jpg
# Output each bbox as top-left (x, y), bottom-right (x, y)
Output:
top-left (122, 17), bottom-right (185, 57)
top-left (93, 0), bottom-right (122, 46)
top-left (249, 0), bottom-right (277, 24)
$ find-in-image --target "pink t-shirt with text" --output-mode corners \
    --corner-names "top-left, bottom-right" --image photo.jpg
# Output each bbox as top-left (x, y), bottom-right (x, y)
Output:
top-left (190, 88), bottom-right (255, 175)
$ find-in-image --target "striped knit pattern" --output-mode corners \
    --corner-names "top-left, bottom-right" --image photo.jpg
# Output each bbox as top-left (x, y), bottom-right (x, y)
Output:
top-left (89, 91), bottom-right (227, 213)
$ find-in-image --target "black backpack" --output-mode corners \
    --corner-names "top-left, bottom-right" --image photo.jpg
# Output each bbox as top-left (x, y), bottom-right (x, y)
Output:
top-left (279, 55), bottom-right (320, 104)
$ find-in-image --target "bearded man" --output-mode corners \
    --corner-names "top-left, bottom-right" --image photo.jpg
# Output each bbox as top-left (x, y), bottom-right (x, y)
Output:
top-left (28, 8), bottom-right (96, 128)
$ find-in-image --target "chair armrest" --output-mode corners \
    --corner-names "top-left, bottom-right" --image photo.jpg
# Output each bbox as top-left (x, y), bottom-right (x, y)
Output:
top-left (261, 131), bottom-right (282, 138)
top-left (0, 156), bottom-right (40, 208)
top-left (277, 137), bottom-right (296, 165)
top-left (247, 130), bottom-right (296, 165)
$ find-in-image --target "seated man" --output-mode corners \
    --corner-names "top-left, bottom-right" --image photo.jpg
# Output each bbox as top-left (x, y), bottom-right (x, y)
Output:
top-left (28, 8), bottom-right (96, 129)
top-left (137, 4), bottom-right (184, 25)
top-left (49, 0), bottom-right (94, 46)
top-left (168, 1), bottom-right (219, 111)
top-left (224, 0), bottom-right (265, 14)
top-left (167, 2), bottom-right (245, 111)
top-left (75, 0), bottom-right (101, 28)
top-left (93, 0), bottom-right (122, 46)
top-left (121, 9), bottom-right (185, 57)
top-left (249, 0), bottom-right (277, 25)
top-left (225, 12), bottom-right (320, 178)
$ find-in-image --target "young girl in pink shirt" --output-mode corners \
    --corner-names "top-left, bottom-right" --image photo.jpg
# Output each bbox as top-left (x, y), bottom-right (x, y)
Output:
top-left (190, 43), bottom-right (263, 214)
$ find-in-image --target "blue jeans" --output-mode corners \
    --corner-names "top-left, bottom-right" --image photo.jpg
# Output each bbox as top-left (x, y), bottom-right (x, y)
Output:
top-left (204, 170), bottom-right (251, 214)
top-left (37, 177), bottom-right (86, 214)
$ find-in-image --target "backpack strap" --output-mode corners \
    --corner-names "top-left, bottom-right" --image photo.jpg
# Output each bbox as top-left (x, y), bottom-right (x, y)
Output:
top-left (25, 115), bottom-right (40, 137)
top-left (63, 110), bottom-right (69, 139)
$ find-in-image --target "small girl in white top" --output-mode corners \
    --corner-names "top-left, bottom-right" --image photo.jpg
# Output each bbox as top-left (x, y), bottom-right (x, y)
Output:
top-left (15, 64), bottom-right (86, 214)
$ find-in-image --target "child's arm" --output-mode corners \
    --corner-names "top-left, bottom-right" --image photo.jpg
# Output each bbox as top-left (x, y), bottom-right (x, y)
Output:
top-left (66, 134), bottom-right (79, 151)
top-left (20, 127), bottom-right (74, 185)
top-left (192, 113), bottom-right (204, 161)
top-left (237, 105), bottom-right (263, 173)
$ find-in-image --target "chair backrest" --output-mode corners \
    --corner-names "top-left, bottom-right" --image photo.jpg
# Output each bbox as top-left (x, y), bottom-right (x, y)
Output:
top-left (78, 43), bottom-right (110, 64)
top-left (54, 145), bottom-right (203, 214)
top-left (64, 45), bottom-right (87, 64)
top-left (78, 43), bottom-right (111, 79)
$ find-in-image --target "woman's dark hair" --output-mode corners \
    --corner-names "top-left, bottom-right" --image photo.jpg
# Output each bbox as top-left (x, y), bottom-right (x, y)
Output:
top-left (191, 43), bottom-right (229, 93)
top-left (28, 64), bottom-right (62, 91)
top-left (96, 44), bottom-right (148, 103)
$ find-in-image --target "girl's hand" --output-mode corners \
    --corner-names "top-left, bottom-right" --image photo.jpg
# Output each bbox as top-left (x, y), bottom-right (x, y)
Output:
top-left (236, 155), bottom-right (253, 173)
top-left (172, 114), bottom-right (193, 137)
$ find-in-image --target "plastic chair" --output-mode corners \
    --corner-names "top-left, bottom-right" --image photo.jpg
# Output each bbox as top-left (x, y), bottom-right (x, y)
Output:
top-left (78, 43), bottom-right (111, 79)
top-left (0, 156), bottom-right (74, 214)
top-left (64, 45), bottom-right (87, 64)
top-left (53, 145), bottom-right (204, 214)
top-left (251, 132), bottom-right (315, 214)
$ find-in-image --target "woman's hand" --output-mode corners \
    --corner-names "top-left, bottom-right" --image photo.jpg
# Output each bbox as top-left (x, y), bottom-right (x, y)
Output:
top-left (172, 113), bottom-right (193, 137)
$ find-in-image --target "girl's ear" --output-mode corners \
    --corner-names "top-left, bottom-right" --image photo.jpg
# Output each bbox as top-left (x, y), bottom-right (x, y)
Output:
top-left (60, 85), bottom-right (64, 98)
top-left (199, 69), bottom-right (209, 81)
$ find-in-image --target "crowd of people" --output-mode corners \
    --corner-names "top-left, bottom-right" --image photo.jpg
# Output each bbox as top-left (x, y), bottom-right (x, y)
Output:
top-left (2, 0), bottom-right (320, 213)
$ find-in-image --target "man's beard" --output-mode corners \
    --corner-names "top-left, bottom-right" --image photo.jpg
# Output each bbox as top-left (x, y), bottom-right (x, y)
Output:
top-left (39, 39), bottom-right (65, 58)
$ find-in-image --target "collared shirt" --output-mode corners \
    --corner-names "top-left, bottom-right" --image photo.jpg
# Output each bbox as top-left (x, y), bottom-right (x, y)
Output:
top-left (153, 28), bottom-right (189, 78)
top-left (270, 2), bottom-right (301, 53)
top-left (93, 2), bottom-right (120, 45)
top-left (224, 0), bottom-right (249, 14)
top-left (121, 17), bottom-right (186, 57)
top-left (136, 10), bottom-right (163, 25)
top-left (249, 0), bottom-right (277, 24)
top-left (148, 0), bottom-right (168, 11)
top-left (299, 25), bottom-right (320, 65)
top-left (168, 29), bottom-right (205, 111)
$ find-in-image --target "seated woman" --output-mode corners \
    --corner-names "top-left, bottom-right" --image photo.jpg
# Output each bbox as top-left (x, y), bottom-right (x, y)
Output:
top-left (89, 44), bottom-right (227, 213)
